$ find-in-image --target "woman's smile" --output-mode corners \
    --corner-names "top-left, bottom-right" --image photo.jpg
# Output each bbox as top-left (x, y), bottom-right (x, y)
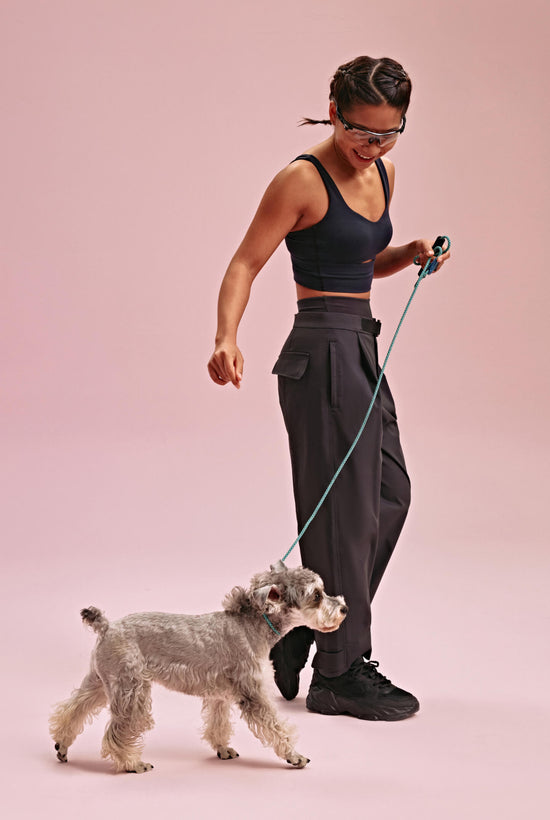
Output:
top-left (352, 148), bottom-right (376, 163)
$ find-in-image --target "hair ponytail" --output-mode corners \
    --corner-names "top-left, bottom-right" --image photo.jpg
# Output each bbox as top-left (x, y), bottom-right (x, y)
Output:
top-left (298, 117), bottom-right (332, 127)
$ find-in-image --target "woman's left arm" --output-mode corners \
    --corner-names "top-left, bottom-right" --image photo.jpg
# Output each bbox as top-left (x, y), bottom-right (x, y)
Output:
top-left (373, 239), bottom-right (450, 278)
top-left (373, 158), bottom-right (450, 278)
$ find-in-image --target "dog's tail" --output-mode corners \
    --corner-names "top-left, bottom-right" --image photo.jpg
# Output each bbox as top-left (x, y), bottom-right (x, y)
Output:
top-left (81, 606), bottom-right (109, 636)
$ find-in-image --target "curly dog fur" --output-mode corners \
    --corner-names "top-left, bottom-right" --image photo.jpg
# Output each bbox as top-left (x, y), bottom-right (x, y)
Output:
top-left (49, 561), bottom-right (347, 773)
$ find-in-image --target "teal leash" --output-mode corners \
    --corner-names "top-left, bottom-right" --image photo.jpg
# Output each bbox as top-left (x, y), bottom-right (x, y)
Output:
top-left (280, 235), bottom-right (451, 565)
top-left (263, 613), bottom-right (281, 636)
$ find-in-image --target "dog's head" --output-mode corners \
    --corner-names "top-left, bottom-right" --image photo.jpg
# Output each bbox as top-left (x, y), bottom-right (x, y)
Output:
top-left (223, 560), bottom-right (347, 635)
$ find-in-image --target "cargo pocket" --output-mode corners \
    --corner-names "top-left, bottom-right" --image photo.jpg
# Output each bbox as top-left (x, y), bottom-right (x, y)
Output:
top-left (271, 351), bottom-right (310, 379)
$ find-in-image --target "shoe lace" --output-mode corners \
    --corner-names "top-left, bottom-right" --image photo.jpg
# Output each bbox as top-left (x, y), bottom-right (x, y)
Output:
top-left (361, 660), bottom-right (394, 690)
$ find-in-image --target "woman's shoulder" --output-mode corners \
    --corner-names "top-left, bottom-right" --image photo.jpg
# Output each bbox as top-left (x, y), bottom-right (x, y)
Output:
top-left (264, 152), bottom-right (326, 202)
top-left (277, 153), bottom-right (324, 180)
top-left (380, 156), bottom-right (395, 174)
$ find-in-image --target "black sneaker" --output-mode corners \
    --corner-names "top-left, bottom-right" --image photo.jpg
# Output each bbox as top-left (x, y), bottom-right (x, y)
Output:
top-left (270, 626), bottom-right (314, 700)
top-left (306, 658), bottom-right (419, 721)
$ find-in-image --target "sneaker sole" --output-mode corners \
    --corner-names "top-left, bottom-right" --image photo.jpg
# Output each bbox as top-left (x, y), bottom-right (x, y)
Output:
top-left (306, 689), bottom-right (419, 722)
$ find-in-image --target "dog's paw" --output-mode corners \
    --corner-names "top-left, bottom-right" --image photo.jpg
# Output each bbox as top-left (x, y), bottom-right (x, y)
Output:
top-left (126, 761), bottom-right (154, 773)
top-left (286, 753), bottom-right (310, 769)
top-left (55, 743), bottom-right (68, 763)
top-left (217, 747), bottom-right (240, 760)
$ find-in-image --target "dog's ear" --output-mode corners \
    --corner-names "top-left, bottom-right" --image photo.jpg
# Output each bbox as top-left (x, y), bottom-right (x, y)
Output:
top-left (269, 559), bottom-right (287, 574)
top-left (222, 586), bottom-right (250, 614)
top-left (252, 584), bottom-right (282, 610)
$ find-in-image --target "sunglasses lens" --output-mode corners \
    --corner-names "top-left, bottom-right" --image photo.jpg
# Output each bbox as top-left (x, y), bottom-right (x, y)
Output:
top-left (348, 130), bottom-right (399, 147)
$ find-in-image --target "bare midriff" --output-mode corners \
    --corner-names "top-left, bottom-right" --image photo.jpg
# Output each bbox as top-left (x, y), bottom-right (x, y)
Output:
top-left (296, 284), bottom-right (371, 300)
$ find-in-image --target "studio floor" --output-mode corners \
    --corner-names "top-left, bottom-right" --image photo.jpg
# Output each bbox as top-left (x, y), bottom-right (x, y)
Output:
top-left (2, 433), bottom-right (548, 820)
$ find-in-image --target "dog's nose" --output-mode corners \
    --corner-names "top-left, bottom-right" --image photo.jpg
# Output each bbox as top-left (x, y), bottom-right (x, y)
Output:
top-left (340, 605), bottom-right (348, 615)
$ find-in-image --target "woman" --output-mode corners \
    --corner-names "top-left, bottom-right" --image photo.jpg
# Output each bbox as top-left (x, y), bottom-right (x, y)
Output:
top-left (207, 56), bottom-right (450, 721)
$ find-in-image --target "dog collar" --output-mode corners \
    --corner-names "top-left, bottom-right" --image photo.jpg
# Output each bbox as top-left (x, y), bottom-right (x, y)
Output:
top-left (262, 613), bottom-right (281, 637)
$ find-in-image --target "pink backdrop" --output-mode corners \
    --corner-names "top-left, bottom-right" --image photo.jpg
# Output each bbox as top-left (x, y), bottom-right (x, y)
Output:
top-left (2, 1), bottom-right (548, 818)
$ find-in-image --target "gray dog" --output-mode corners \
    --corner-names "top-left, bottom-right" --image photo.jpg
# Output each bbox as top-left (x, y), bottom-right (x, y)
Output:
top-left (49, 561), bottom-right (347, 773)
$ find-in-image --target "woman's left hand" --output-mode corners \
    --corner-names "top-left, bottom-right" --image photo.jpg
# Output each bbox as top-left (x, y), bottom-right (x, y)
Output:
top-left (413, 238), bottom-right (451, 272)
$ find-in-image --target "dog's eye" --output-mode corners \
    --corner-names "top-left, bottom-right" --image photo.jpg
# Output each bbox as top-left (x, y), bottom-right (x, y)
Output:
top-left (313, 590), bottom-right (322, 604)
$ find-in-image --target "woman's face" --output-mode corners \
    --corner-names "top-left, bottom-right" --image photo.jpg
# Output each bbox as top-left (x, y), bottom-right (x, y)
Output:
top-left (329, 100), bottom-right (404, 169)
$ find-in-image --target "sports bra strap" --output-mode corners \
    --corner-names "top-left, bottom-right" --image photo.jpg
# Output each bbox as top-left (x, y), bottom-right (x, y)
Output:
top-left (374, 159), bottom-right (390, 207)
top-left (293, 154), bottom-right (390, 208)
top-left (292, 154), bottom-right (340, 195)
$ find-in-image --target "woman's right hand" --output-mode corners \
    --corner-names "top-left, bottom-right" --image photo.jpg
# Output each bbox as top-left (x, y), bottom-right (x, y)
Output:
top-left (207, 342), bottom-right (244, 389)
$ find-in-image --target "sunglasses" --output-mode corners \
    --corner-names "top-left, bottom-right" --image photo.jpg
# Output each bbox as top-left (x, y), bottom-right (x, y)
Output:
top-left (333, 102), bottom-right (406, 147)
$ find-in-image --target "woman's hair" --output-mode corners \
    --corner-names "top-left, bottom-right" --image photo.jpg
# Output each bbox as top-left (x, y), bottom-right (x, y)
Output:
top-left (301, 56), bottom-right (412, 126)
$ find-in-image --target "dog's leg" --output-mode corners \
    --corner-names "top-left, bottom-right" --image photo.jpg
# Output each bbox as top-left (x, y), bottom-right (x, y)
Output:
top-left (238, 689), bottom-right (310, 768)
top-left (201, 698), bottom-right (239, 760)
top-left (101, 671), bottom-right (155, 773)
top-left (49, 671), bottom-right (108, 763)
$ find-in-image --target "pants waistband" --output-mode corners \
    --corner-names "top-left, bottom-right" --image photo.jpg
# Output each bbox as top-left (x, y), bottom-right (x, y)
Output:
top-left (293, 311), bottom-right (381, 336)
top-left (297, 296), bottom-right (372, 318)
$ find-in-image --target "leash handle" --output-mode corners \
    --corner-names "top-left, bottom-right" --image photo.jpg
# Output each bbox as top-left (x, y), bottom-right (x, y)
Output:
top-left (432, 235), bottom-right (449, 253)
top-left (414, 235), bottom-right (450, 276)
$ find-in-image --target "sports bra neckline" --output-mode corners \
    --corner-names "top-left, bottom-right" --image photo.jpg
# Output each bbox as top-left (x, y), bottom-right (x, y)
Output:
top-left (294, 153), bottom-right (389, 226)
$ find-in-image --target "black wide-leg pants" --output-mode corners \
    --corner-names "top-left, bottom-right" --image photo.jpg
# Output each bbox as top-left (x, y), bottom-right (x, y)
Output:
top-left (272, 296), bottom-right (411, 677)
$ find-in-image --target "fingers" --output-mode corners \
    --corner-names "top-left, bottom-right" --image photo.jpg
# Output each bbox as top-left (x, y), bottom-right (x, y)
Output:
top-left (415, 239), bottom-right (451, 272)
top-left (434, 248), bottom-right (451, 271)
top-left (207, 347), bottom-right (243, 388)
top-left (413, 238), bottom-right (434, 269)
top-left (208, 357), bottom-right (233, 386)
top-left (234, 350), bottom-right (244, 387)
top-left (207, 361), bottom-right (229, 385)
top-left (415, 250), bottom-right (435, 269)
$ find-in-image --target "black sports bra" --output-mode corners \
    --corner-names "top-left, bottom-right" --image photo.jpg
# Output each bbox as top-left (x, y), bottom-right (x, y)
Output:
top-left (284, 154), bottom-right (393, 293)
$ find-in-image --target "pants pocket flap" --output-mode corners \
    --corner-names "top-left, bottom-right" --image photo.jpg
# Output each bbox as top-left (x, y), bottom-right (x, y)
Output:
top-left (272, 351), bottom-right (310, 379)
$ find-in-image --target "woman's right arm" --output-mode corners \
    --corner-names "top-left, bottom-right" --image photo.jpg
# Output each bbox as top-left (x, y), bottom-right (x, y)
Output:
top-left (207, 163), bottom-right (313, 388)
